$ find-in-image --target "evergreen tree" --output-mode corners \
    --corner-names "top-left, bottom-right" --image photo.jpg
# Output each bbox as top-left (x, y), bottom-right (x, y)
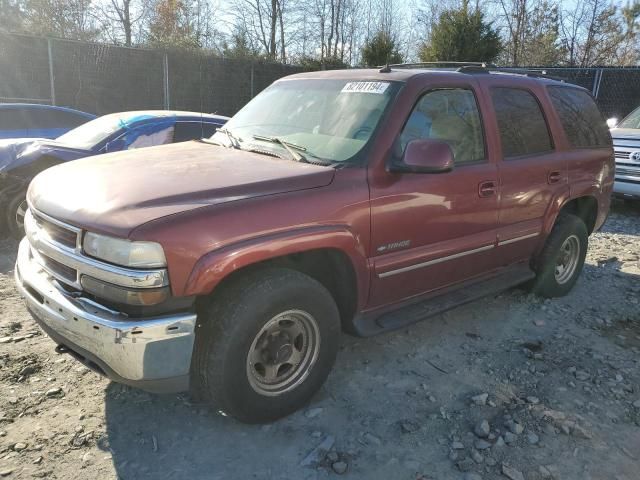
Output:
top-left (361, 30), bottom-right (403, 67)
top-left (419, 1), bottom-right (501, 63)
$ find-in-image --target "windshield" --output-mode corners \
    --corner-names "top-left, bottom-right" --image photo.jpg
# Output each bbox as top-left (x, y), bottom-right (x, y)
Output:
top-left (619, 106), bottom-right (640, 129)
top-left (211, 79), bottom-right (400, 163)
top-left (56, 113), bottom-right (152, 149)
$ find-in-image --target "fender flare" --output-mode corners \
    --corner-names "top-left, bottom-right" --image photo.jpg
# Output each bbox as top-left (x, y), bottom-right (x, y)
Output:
top-left (183, 225), bottom-right (370, 308)
top-left (542, 182), bottom-right (600, 238)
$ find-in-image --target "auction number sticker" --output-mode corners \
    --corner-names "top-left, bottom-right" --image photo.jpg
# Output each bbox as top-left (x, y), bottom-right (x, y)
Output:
top-left (341, 81), bottom-right (390, 94)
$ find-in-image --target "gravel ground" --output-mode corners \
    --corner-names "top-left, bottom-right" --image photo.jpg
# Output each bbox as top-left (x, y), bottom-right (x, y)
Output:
top-left (0, 201), bottom-right (639, 480)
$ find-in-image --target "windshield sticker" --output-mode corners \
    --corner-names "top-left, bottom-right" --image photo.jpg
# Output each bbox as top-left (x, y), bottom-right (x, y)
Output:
top-left (341, 81), bottom-right (390, 94)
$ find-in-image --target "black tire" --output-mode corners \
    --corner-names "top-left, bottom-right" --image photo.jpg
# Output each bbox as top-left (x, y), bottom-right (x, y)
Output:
top-left (6, 192), bottom-right (27, 240)
top-left (530, 213), bottom-right (588, 298)
top-left (191, 268), bottom-right (341, 423)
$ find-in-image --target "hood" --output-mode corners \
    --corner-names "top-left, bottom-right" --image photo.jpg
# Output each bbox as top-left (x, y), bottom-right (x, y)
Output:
top-left (28, 141), bottom-right (336, 237)
top-left (0, 138), bottom-right (89, 176)
top-left (610, 128), bottom-right (640, 140)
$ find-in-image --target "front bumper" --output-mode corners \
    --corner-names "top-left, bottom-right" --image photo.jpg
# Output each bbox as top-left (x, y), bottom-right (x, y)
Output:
top-left (613, 179), bottom-right (640, 199)
top-left (14, 238), bottom-right (197, 393)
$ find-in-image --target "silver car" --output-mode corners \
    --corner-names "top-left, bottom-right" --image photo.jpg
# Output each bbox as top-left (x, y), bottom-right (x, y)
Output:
top-left (609, 107), bottom-right (640, 201)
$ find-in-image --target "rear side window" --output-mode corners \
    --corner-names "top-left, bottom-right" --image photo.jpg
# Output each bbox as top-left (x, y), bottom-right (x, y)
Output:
top-left (491, 88), bottom-right (553, 158)
top-left (33, 109), bottom-right (90, 129)
top-left (547, 86), bottom-right (611, 148)
top-left (0, 108), bottom-right (30, 130)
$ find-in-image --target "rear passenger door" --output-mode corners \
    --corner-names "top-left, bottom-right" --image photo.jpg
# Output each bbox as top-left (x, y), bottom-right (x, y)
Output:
top-left (485, 85), bottom-right (568, 267)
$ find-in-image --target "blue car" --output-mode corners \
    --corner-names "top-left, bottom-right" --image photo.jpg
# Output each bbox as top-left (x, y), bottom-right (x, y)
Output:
top-left (0, 104), bottom-right (96, 139)
top-left (0, 110), bottom-right (228, 238)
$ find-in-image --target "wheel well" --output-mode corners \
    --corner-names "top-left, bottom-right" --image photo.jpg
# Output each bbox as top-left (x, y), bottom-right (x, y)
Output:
top-left (559, 196), bottom-right (598, 234)
top-left (206, 249), bottom-right (359, 331)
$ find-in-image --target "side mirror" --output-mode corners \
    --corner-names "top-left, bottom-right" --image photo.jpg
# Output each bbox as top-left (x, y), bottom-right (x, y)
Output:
top-left (389, 138), bottom-right (454, 174)
top-left (606, 118), bottom-right (618, 128)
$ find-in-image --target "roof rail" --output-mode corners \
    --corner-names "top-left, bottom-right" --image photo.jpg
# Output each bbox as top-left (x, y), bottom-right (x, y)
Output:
top-left (376, 61), bottom-right (566, 82)
top-left (385, 61), bottom-right (494, 69)
top-left (456, 65), bottom-right (565, 82)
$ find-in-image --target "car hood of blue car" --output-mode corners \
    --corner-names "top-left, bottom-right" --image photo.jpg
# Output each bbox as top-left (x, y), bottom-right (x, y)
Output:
top-left (0, 138), bottom-right (90, 177)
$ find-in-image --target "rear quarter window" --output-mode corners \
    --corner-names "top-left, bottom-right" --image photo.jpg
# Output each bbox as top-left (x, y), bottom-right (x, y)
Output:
top-left (547, 86), bottom-right (611, 148)
top-left (490, 87), bottom-right (553, 158)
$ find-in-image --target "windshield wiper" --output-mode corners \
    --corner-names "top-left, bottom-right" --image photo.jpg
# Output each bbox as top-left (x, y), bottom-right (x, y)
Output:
top-left (219, 127), bottom-right (241, 149)
top-left (252, 134), bottom-right (307, 162)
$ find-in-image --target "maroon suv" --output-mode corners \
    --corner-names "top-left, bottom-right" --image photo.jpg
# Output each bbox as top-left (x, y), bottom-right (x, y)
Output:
top-left (15, 66), bottom-right (614, 423)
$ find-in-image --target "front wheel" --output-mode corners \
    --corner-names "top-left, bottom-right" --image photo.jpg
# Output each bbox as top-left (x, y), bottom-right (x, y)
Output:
top-left (530, 213), bottom-right (588, 298)
top-left (6, 192), bottom-right (28, 240)
top-left (191, 268), bottom-right (340, 423)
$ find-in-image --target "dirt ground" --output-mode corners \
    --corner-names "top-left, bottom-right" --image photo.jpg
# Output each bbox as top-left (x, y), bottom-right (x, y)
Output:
top-left (0, 201), bottom-right (639, 480)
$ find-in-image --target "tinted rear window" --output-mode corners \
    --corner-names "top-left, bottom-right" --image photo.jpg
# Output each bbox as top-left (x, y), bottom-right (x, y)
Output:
top-left (0, 108), bottom-right (30, 130)
top-left (0, 107), bottom-right (89, 131)
top-left (33, 109), bottom-right (90, 129)
top-left (491, 88), bottom-right (553, 158)
top-left (547, 86), bottom-right (611, 148)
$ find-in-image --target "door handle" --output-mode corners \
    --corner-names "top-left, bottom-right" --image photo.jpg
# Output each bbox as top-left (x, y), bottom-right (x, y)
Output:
top-left (478, 181), bottom-right (497, 197)
top-left (548, 171), bottom-right (562, 184)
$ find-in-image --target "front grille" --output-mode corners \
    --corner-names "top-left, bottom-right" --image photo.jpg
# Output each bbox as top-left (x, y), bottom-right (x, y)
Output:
top-left (32, 212), bottom-right (78, 249)
top-left (42, 255), bottom-right (78, 283)
top-left (616, 167), bottom-right (640, 177)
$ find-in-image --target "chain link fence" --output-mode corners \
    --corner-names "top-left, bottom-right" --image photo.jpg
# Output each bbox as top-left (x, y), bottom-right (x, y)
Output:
top-left (1, 32), bottom-right (640, 119)
top-left (514, 67), bottom-right (640, 119)
top-left (0, 32), bottom-right (303, 116)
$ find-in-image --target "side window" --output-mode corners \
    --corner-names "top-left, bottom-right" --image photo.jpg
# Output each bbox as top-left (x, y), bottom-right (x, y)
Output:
top-left (173, 122), bottom-right (205, 142)
top-left (0, 109), bottom-right (29, 130)
top-left (112, 123), bottom-right (175, 150)
top-left (400, 88), bottom-right (485, 164)
top-left (547, 86), bottom-right (611, 148)
top-left (491, 88), bottom-right (553, 158)
top-left (201, 122), bottom-right (221, 138)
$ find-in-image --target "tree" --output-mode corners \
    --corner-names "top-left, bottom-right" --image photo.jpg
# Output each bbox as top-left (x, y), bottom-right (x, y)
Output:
top-left (231, 0), bottom-right (287, 61)
top-left (0, 0), bottom-right (25, 32)
top-left (222, 25), bottom-right (261, 58)
top-left (99, 0), bottom-right (150, 46)
top-left (298, 54), bottom-right (349, 70)
top-left (559, 0), bottom-right (638, 66)
top-left (23, 0), bottom-right (100, 40)
top-left (495, 0), bottom-right (563, 66)
top-left (419, 1), bottom-right (501, 63)
top-left (361, 29), bottom-right (402, 66)
top-left (147, 0), bottom-right (200, 49)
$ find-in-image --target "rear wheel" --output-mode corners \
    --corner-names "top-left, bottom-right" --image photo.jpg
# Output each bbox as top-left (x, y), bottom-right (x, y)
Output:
top-left (192, 268), bottom-right (340, 423)
top-left (530, 214), bottom-right (588, 298)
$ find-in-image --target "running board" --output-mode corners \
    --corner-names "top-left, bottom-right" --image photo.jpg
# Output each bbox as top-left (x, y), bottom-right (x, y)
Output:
top-left (351, 264), bottom-right (535, 337)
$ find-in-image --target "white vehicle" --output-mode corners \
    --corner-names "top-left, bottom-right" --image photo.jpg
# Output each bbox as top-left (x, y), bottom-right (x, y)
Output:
top-left (608, 107), bottom-right (640, 201)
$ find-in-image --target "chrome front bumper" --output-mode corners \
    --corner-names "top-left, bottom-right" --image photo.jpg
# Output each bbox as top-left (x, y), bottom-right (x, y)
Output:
top-left (15, 238), bottom-right (197, 393)
top-left (614, 179), bottom-right (640, 199)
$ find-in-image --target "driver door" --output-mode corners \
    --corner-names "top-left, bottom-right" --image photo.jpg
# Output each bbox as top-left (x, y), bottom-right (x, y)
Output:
top-left (368, 86), bottom-right (499, 308)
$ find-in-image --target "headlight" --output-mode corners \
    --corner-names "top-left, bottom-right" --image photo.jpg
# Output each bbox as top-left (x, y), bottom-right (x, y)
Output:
top-left (83, 232), bottom-right (166, 268)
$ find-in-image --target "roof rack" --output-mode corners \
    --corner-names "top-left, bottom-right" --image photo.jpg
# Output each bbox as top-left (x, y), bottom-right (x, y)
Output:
top-left (376, 61), bottom-right (565, 82)
top-left (385, 61), bottom-right (495, 69)
top-left (456, 65), bottom-right (565, 82)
